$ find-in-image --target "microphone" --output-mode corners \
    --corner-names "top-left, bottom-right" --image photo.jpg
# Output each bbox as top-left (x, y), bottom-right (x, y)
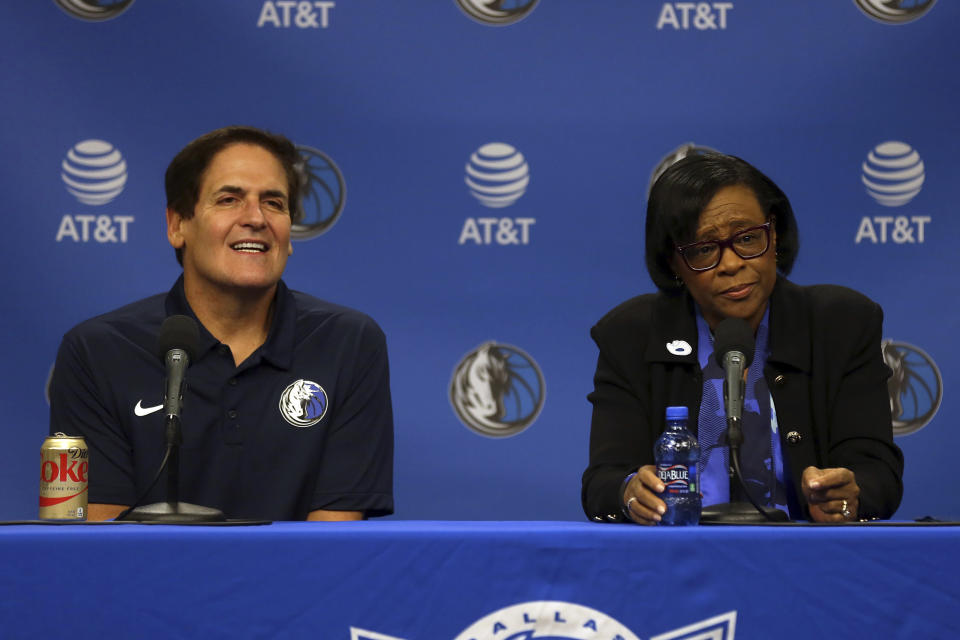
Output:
top-left (157, 315), bottom-right (200, 433)
top-left (713, 318), bottom-right (755, 448)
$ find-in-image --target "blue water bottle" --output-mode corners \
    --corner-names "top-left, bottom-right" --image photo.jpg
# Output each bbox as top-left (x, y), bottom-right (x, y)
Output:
top-left (654, 406), bottom-right (701, 526)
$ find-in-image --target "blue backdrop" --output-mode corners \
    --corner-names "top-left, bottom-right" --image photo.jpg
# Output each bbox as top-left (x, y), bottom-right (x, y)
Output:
top-left (0, 0), bottom-right (953, 521)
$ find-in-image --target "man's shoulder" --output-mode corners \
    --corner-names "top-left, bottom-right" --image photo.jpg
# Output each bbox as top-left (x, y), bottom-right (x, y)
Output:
top-left (287, 289), bottom-right (386, 343)
top-left (62, 292), bottom-right (168, 346)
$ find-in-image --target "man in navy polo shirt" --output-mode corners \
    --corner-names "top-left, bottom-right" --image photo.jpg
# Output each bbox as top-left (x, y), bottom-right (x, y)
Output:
top-left (49, 126), bottom-right (394, 521)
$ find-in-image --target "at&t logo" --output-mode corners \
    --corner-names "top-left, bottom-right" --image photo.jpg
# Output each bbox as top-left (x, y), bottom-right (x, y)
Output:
top-left (854, 0), bottom-right (936, 24)
top-left (54, 0), bottom-right (134, 21)
top-left (657, 3), bottom-right (733, 30)
top-left (56, 139), bottom-right (134, 244)
top-left (460, 142), bottom-right (535, 246)
top-left (854, 141), bottom-right (930, 244)
top-left (257, 1), bottom-right (335, 28)
top-left (291, 144), bottom-right (346, 239)
top-left (455, 0), bottom-right (539, 26)
top-left (450, 342), bottom-right (545, 437)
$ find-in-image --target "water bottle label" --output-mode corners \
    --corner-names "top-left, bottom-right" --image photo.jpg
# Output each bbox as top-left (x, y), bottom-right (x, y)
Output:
top-left (657, 464), bottom-right (698, 494)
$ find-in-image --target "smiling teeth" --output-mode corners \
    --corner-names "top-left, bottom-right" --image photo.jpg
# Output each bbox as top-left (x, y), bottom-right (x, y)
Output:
top-left (232, 242), bottom-right (266, 252)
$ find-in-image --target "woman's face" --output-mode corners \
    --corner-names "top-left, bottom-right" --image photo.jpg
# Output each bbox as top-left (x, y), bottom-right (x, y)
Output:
top-left (672, 185), bottom-right (778, 332)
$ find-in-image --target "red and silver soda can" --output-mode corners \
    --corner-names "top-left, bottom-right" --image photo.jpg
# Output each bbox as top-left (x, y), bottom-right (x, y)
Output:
top-left (39, 433), bottom-right (88, 521)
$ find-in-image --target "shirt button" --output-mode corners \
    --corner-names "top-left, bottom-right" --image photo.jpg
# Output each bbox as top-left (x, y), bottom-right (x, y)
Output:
top-left (228, 410), bottom-right (238, 419)
top-left (229, 378), bottom-right (238, 386)
top-left (774, 375), bottom-right (785, 386)
top-left (786, 431), bottom-right (802, 445)
top-left (218, 345), bottom-right (230, 356)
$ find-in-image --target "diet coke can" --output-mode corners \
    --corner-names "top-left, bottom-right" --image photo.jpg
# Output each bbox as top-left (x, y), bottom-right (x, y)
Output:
top-left (39, 433), bottom-right (88, 520)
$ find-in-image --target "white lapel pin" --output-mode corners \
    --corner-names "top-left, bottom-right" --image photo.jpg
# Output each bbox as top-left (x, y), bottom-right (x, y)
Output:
top-left (666, 340), bottom-right (692, 356)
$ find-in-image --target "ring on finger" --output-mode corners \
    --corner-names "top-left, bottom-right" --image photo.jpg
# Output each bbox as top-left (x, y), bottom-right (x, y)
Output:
top-left (626, 496), bottom-right (638, 514)
top-left (840, 499), bottom-right (851, 519)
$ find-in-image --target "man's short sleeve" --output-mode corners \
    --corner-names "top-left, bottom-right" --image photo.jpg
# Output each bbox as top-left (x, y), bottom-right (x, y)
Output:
top-left (49, 327), bottom-right (137, 505)
top-left (310, 316), bottom-right (394, 516)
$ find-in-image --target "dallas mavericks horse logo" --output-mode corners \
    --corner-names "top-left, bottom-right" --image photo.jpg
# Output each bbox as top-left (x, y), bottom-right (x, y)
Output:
top-left (450, 342), bottom-right (545, 437)
top-left (454, 0), bottom-right (540, 26)
top-left (54, 0), bottom-right (135, 21)
top-left (291, 144), bottom-right (346, 240)
top-left (648, 143), bottom-right (720, 199)
top-left (882, 340), bottom-right (942, 436)
top-left (279, 379), bottom-right (328, 428)
top-left (854, 0), bottom-right (937, 24)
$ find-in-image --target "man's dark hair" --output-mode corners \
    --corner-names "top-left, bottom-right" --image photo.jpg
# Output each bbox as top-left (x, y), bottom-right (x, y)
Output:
top-left (165, 125), bottom-right (305, 265)
top-left (644, 152), bottom-right (799, 292)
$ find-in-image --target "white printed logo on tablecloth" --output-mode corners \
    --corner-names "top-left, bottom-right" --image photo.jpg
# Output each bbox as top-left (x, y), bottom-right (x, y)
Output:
top-left (350, 603), bottom-right (737, 639)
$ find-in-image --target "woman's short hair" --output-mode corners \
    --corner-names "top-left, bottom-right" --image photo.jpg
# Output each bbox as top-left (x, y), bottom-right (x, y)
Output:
top-left (165, 125), bottom-right (305, 265)
top-left (645, 152), bottom-right (799, 292)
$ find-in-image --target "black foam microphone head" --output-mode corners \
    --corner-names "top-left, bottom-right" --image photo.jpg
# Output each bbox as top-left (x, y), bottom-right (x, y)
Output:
top-left (157, 315), bottom-right (201, 363)
top-left (713, 317), bottom-right (755, 368)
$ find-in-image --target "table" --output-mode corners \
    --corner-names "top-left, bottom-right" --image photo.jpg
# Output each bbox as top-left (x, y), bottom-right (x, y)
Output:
top-left (0, 521), bottom-right (957, 639)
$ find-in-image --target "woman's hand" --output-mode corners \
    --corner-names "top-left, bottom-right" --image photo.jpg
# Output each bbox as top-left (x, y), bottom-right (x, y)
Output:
top-left (802, 466), bottom-right (860, 522)
top-left (622, 465), bottom-right (667, 525)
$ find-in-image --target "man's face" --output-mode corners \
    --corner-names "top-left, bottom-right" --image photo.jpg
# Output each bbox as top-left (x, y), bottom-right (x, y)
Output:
top-left (167, 143), bottom-right (293, 296)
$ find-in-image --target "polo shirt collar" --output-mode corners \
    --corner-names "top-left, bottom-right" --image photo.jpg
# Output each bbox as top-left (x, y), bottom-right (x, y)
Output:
top-left (163, 275), bottom-right (296, 370)
top-left (260, 280), bottom-right (295, 370)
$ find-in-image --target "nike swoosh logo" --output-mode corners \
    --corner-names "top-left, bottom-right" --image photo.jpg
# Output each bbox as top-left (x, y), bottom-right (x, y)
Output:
top-left (134, 400), bottom-right (164, 417)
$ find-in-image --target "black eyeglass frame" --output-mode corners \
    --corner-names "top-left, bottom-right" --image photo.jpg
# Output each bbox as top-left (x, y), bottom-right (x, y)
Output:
top-left (674, 221), bottom-right (773, 272)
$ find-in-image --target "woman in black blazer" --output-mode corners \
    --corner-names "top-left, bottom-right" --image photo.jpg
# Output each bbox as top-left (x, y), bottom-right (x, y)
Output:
top-left (582, 153), bottom-right (903, 524)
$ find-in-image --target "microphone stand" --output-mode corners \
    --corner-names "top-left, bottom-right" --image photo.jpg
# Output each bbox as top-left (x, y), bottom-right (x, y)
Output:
top-left (119, 346), bottom-right (225, 523)
top-left (122, 414), bottom-right (226, 523)
top-left (700, 350), bottom-right (789, 524)
top-left (700, 414), bottom-right (789, 524)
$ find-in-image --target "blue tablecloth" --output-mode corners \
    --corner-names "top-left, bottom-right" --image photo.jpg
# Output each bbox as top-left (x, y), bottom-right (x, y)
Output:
top-left (0, 521), bottom-right (957, 639)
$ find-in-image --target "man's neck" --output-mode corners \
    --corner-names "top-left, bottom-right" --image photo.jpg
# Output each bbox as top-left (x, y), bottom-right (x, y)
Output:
top-left (183, 276), bottom-right (278, 367)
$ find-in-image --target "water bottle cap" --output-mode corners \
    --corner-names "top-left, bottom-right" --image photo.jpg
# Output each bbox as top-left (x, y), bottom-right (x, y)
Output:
top-left (665, 406), bottom-right (688, 420)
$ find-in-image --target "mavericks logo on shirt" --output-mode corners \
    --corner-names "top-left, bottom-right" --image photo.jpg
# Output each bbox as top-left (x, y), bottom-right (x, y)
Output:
top-left (279, 379), bottom-right (328, 427)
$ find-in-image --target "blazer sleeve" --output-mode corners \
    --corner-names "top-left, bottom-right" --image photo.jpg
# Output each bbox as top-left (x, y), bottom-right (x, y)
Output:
top-left (581, 316), bottom-right (656, 522)
top-left (823, 296), bottom-right (904, 519)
